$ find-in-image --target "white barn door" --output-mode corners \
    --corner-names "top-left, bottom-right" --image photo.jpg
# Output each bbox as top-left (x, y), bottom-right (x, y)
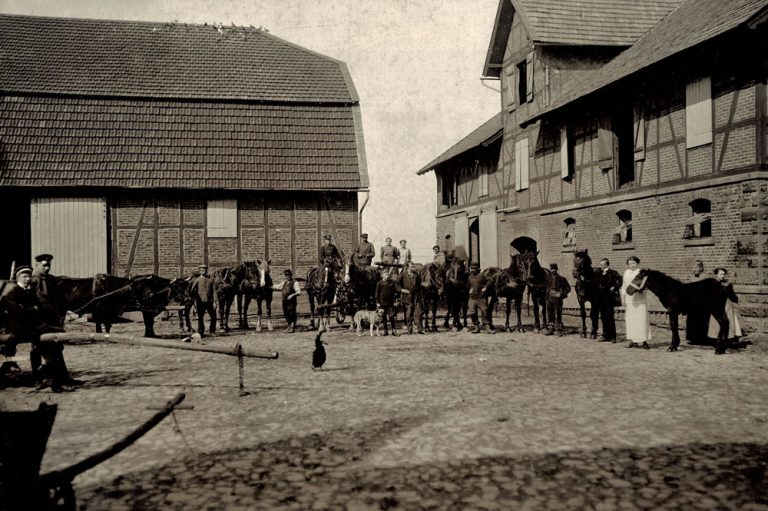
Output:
top-left (31, 198), bottom-right (108, 277)
top-left (479, 208), bottom-right (498, 269)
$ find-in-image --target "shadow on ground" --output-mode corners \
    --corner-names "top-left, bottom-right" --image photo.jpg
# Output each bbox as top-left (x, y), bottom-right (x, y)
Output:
top-left (75, 419), bottom-right (768, 510)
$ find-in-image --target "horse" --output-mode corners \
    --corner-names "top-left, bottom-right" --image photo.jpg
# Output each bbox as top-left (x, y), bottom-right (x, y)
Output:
top-left (442, 258), bottom-right (468, 331)
top-left (246, 259), bottom-right (273, 332)
top-left (627, 269), bottom-right (730, 354)
top-left (213, 262), bottom-right (259, 332)
top-left (169, 275), bottom-right (194, 332)
top-left (481, 254), bottom-right (527, 332)
top-left (307, 258), bottom-right (344, 330)
top-left (336, 256), bottom-right (380, 331)
top-left (415, 263), bottom-right (442, 332)
top-left (519, 251), bottom-right (554, 333)
top-left (571, 249), bottom-right (604, 339)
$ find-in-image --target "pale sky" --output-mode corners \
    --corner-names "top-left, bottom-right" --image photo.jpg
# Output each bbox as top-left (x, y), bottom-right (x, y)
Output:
top-left (0, 0), bottom-right (501, 262)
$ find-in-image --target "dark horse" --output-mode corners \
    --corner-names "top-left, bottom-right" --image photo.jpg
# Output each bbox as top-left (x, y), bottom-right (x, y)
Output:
top-left (213, 262), bottom-right (260, 332)
top-left (169, 275), bottom-right (195, 332)
top-left (245, 259), bottom-right (273, 332)
top-left (307, 259), bottom-right (344, 330)
top-left (627, 269), bottom-right (730, 354)
top-left (481, 254), bottom-right (527, 332)
top-left (337, 255), bottom-right (380, 331)
top-left (571, 249), bottom-right (604, 339)
top-left (416, 263), bottom-right (442, 332)
top-left (442, 259), bottom-right (468, 331)
top-left (519, 251), bottom-right (554, 332)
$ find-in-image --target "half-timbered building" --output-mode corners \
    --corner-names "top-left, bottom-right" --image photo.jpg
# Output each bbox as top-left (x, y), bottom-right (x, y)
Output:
top-left (0, 14), bottom-right (368, 279)
top-left (420, 0), bottom-right (767, 337)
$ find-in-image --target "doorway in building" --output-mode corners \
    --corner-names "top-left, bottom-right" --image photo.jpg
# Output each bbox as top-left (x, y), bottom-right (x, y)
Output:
top-left (0, 192), bottom-right (31, 278)
top-left (469, 217), bottom-right (480, 265)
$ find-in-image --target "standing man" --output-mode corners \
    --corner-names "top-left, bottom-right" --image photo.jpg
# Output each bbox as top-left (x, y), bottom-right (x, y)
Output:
top-left (397, 240), bottom-right (412, 268)
top-left (597, 258), bottom-right (622, 342)
top-left (272, 269), bottom-right (302, 333)
top-left (31, 253), bottom-right (61, 327)
top-left (352, 233), bottom-right (375, 267)
top-left (380, 237), bottom-right (399, 266)
top-left (375, 270), bottom-right (400, 336)
top-left (395, 264), bottom-right (417, 334)
top-left (686, 260), bottom-right (708, 345)
top-left (467, 262), bottom-right (487, 334)
top-left (189, 264), bottom-right (216, 337)
top-left (545, 263), bottom-right (571, 336)
top-left (432, 245), bottom-right (446, 266)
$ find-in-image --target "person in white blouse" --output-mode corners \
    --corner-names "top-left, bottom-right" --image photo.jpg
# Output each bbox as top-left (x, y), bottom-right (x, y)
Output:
top-left (621, 256), bottom-right (651, 349)
top-left (272, 269), bottom-right (302, 333)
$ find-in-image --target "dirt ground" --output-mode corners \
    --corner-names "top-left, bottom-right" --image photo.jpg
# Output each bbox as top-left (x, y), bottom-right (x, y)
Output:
top-left (2, 311), bottom-right (767, 510)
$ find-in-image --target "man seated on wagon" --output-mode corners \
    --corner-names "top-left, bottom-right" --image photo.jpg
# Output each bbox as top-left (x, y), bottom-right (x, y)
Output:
top-left (0, 265), bottom-right (76, 392)
top-left (318, 234), bottom-right (343, 282)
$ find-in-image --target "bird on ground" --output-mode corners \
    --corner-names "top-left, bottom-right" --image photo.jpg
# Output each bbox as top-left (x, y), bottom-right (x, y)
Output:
top-left (312, 329), bottom-right (327, 371)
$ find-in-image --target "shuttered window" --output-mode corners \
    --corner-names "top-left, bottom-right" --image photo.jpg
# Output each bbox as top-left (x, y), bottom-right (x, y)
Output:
top-left (598, 116), bottom-right (614, 171)
top-left (633, 105), bottom-right (646, 161)
top-left (685, 77), bottom-right (712, 149)
top-left (515, 138), bottom-right (529, 191)
top-left (207, 199), bottom-right (237, 238)
top-left (479, 167), bottom-right (489, 197)
top-left (505, 67), bottom-right (516, 109)
top-left (517, 52), bottom-right (534, 105)
top-left (560, 126), bottom-right (573, 179)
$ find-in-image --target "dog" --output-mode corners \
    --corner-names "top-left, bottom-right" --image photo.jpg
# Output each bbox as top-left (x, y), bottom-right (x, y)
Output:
top-left (353, 308), bottom-right (384, 336)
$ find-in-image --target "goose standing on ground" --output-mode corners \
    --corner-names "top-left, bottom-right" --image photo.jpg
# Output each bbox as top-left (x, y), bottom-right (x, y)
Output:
top-left (312, 329), bottom-right (327, 370)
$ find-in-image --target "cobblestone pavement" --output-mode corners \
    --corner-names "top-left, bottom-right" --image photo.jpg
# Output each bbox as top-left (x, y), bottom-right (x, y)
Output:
top-left (2, 315), bottom-right (767, 510)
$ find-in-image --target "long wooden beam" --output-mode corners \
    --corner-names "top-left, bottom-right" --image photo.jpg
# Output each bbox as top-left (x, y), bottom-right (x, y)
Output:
top-left (39, 332), bottom-right (279, 360)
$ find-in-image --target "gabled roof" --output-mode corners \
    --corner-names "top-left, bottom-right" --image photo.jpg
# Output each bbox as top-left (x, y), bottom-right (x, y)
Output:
top-left (416, 113), bottom-right (502, 175)
top-left (0, 96), bottom-right (364, 190)
top-left (483, 0), bottom-right (683, 77)
top-left (522, 0), bottom-right (768, 125)
top-left (0, 14), bottom-right (357, 103)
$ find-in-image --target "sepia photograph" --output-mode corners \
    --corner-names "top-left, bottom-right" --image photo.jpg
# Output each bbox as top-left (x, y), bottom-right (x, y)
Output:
top-left (1, 0), bottom-right (767, 509)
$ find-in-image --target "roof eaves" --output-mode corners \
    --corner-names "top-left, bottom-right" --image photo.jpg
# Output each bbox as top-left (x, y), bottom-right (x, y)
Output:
top-left (416, 113), bottom-right (503, 175)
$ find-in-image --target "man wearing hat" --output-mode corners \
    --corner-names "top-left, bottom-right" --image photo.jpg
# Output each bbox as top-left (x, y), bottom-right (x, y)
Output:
top-left (467, 261), bottom-right (489, 334)
top-left (352, 233), bottom-right (375, 267)
top-left (189, 264), bottom-right (216, 337)
top-left (1, 265), bottom-right (73, 391)
top-left (31, 253), bottom-right (61, 327)
top-left (545, 263), bottom-right (571, 336)
top-left (272, 269), bottom-right (302, 333)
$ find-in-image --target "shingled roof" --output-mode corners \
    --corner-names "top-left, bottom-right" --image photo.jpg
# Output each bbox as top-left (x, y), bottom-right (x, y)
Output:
top-left (416, 113), bottom-right (502, 175)
top-left (521, 0), bottom-right (768, 125)
top-left (0, 14), bottom-right (368, 191)
top-left (0, 14), bottom-right (357, 103)
top-left (483, 0), bottom-right (683, 77)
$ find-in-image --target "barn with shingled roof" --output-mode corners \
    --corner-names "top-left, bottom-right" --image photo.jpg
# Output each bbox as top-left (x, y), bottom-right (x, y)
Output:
top-left (0, 14), bottom-right (368, 279)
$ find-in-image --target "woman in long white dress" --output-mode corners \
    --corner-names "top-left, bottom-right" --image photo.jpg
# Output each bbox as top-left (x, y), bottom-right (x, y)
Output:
top-left (707, 267), bottom-right (742, 341)
top-left (621, 256), bottom-right (652, 349)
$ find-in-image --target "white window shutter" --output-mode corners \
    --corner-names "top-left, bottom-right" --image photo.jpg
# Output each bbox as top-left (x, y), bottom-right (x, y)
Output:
top-left (207, 199), bottom-right (237, 237)
top-left (686, 77), bottom-right (712, 149)
top-left (520, 138), bottom-right (529, 190)
top-left (560, 126), bottom-right (570, 179)
top-left (525, 52), bottom-right (534, 103)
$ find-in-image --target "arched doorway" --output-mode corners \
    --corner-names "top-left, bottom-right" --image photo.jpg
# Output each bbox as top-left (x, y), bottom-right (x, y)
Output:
top-left (510, 236), bottom-right (537, 255)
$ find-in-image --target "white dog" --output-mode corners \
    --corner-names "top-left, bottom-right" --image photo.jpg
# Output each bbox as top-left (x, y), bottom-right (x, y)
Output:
top-left (353, 309), bottom-right (384, 336)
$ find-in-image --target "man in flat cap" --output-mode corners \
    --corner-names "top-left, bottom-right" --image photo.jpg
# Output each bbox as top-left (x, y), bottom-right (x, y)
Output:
top-left (1, 265), bottom-right (73, 391)
top-left (189, 264), bottom-right (216, 337)
top-left (467, 261), bottom-right (489, 334)
top-left (545, 263), bottom-right (571, 336)
top-left (318, 234), bottom-right (342, 283)
top-left (31, 253), bottom-right (61, 328)
top-left (352, 233), bottom-right (375, 267)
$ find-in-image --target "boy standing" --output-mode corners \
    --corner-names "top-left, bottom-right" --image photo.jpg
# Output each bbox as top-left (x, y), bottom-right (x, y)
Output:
top-left (545, 263), bottom-right (571, 336)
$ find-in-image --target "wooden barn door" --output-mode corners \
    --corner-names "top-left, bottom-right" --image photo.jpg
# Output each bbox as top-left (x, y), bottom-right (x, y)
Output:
top-left (31, 198), bottom-right (107, 277)
top-left (453, 214), bottom-right (469, 254)
top-left (479, 208), bottom-right (498, 269)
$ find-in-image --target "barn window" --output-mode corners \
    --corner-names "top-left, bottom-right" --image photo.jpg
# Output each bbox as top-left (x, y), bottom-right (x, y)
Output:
top-left (686, 76), bottom-right (713, 149)
top-left (684, 199), bottom-right (712, 239)
top-left (442, 174), bottom-right (458, 206)
top-left (563, 218), bottom-right (576, 247)
top-left (613, 210), bottom-right (632, 244)
top-left (515, 138), bottom-right (529, 191)
top-left (207, 199), bottom-right (237, 238)
top-left (505, 66), bottom-right (516, 109)
top-left (560, 125), bottom-right (574, 179)
top-left (517, 52), bottom-right (534, 105)
top-left (479, 166), bottom-right (489, 197)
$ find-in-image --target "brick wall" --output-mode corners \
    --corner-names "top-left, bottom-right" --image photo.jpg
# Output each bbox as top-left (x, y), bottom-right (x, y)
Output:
top-left (111, 192), bottom-right (358, 279)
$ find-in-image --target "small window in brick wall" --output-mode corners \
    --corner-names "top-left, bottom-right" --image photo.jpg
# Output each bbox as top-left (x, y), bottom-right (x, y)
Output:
top-left (563, 218), bottom-right (576, 247)
top-left (684, 199), bottom-right (712, 239)
top-left (613, 210), bottom-right (632, 244)
top-left (207, 199), bottom-right (237, 238)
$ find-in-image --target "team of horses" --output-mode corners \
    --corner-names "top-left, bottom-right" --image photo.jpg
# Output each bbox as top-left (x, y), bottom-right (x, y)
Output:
top-left (13, 249), bottom-right (735, 354)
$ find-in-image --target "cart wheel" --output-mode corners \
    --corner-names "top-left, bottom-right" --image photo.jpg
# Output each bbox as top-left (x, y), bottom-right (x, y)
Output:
top-left (335, 310), bottom-right (346, 324)
top-left (46, 481), bottom-right (76, 511)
